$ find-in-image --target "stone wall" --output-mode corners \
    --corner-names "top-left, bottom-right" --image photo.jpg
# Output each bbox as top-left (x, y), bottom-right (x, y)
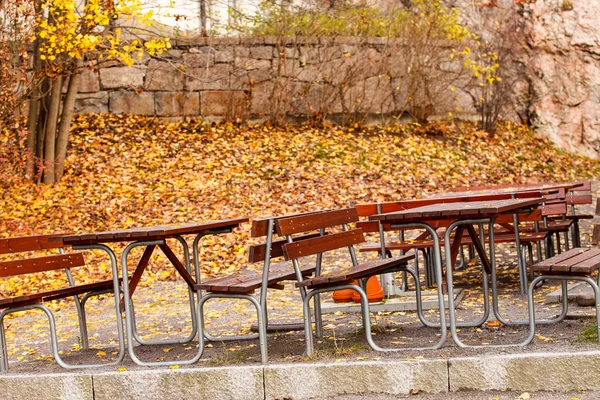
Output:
top-left (74, 37), bottom-right (475, 123)
top-left (73, 1), bottom-right (600, 158)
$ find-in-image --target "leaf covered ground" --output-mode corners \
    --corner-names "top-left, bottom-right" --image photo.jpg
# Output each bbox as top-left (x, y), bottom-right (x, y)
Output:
top-left (1, 114), bottom-right (598, 296)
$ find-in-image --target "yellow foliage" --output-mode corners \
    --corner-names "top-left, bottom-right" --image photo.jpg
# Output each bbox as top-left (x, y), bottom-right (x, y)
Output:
top-left (0, 115), bottom-right (598, 295)
top-left (36, 0), bottom-right (170, 69)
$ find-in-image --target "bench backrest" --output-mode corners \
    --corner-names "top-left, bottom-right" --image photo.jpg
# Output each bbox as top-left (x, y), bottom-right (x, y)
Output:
top-left (250, 210), bottom-right (329, 237)
top-left (566, 181), bottom-right (592, 206)
top-left (277, 208), bottom-right (363, 261)
top-left (0, 234), bottom-right (84, 279)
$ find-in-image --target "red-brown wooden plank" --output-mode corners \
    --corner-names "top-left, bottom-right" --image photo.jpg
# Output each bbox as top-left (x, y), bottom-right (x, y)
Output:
top-left (566, 194), bottom-right (592, 206)
top-left (571, 257), bottom-right (600, 274)
top-left (283, 229), bottom-right (364, 260)
top-left (251, 212), bottom-right (325, 237)
top-left (247, 232), bottom-right (325, 263)
top-left (534, 248), bottom-right (589, 268)
top-left (554, 248), bottom-right (600, 268)
top-left (275, 208), bottom-right (359, 236)
top-left (0, 253), bottom-right (85, 277)
top-left (296, 254), bottom-right (413, 288)
top-left (0, 234), bottom-right (65, 255)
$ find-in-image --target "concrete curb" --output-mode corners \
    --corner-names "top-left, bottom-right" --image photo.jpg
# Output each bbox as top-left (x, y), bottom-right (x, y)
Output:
top-left (3, 351), bottom-right (600, 399)
top-left (449, 350), bottom-right (600, 393)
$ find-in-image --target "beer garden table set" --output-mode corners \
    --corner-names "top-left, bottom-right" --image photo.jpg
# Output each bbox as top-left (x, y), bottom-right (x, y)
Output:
top-left (1, 182), bottom-right (599, 371)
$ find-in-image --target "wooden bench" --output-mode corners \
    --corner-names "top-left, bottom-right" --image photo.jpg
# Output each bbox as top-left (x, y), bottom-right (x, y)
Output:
top-left (529, 247), bottom-right (600, 342)
top-left (195, 211), bottom-right (326, 363)
top-left (0, 234), bottom-right (124, 371)
top-left (274, 208), bottom-right (446, 355)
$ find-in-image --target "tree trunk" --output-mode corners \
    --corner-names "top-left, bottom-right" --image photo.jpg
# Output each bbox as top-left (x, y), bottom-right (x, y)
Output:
top-left (26, 39), bottom-right (42, 178)
top-left (56, 61), bottom-right (82, 180)
top-left (42, 77), bottom-right (62, 184)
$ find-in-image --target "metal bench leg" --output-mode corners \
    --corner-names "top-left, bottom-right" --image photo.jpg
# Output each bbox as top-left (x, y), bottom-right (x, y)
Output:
top-left (199, 293), bottom-right (267, 363)
top-left (71, 244), bottom-right (126, 365)
top-left (0, 316), bottom-right (8, 371)
top-left (1, 303), bottom-right (126, 370)
top-left (446, 219), bottom-right (536, 348)
top-left (127, 237), bottom-right (198, 346)
top-left (528, 276), bottom-right (600, 344)
top-left (573, 221), bottom-right (582, 248)
top-left (303, 281), bottom-right (446, 357)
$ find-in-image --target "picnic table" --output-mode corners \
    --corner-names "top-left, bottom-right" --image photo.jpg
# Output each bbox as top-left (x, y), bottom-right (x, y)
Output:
top-left (52, 218), bottom-right (248, 367)
top-left (431, 181), bottom-right (584, 199)
top-left (370, 198), bottom-right (543, 348)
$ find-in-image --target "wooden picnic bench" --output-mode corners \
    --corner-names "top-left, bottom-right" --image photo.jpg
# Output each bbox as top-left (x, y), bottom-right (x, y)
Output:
top-left (196, 211), bottom-right (332, 363)
top-left (529, 247), bottom-right (600, 343)
top-left (0, 234), bottom-right (125, 371)
top-left (272, 208), bottom-right (447, 355)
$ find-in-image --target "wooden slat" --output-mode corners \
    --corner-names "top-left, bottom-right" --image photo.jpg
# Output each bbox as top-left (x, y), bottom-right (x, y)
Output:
top-left (0, 279), bottom-right (120, 309)
top-left (554, 248), bottom-right (600, 268)
top-left (534, 248), bottom-right (589, 268)
top-left (571, 256), bottom-right (600, 273)
top-left (569, 181), bottom-right (591, 191)
top-left (354, 204), bottom-right (379, 217)
top-left (540, 202), bottom-right (567, 216)
top-left (371, 198), bottom-right (543, 222)
top-left (0, 234), bottom-right (66, 255)
top-left (275, 208), bottom-right (359, 236)
top-left (196, 262), bottom-right (316, 293)
top-left (0, 253), bottom-right (85, 278)
top-left (282, 229), bottom-right (364, 260)
top-left (296, 254), bottom-right (414, 289)
top-left (592, 225), bottom-right (600, 245)
top-left (566, 194), bottom-right (592, 205)
top-left (60, 219), bottom-right (247, 245)
top-left (247, 232), bottom-right (324, 263)
top-left (251, 211), bottom-right (325, 237)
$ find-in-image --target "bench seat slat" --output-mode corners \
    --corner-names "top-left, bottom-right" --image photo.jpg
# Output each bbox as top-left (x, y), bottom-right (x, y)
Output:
top-left (195, 263), bottom-right (316, 294)
top-left (533, 248), bottom-right (600, 275)
top-left (296, 254), bottom-right (414, 289)
top-left (534, 248), bottom-right (589, 268)
top-left (0, 278), bottom-right (121, 309)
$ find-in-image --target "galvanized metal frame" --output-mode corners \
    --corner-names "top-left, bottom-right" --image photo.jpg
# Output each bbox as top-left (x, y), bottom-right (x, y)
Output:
top-left (198, 293), bottom-right (267, 363)
top-left (128, 235), bottom-right (198, 346)
top-left (121, 239), bottom-right (204, 366)
top-left (443, 218), bottom-right (536, 348)
top-left (294, 222), bottom-right (447, 356)
top-left (528, 274), bottom-right (600, 343)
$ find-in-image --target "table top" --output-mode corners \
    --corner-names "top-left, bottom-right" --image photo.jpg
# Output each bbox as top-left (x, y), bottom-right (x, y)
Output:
top-left (53, 218), bottom-right (249, 246)
top-left (429, 182), bottom-right (583, 199)
top-left (369, 198), bottom-right (543, 223)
